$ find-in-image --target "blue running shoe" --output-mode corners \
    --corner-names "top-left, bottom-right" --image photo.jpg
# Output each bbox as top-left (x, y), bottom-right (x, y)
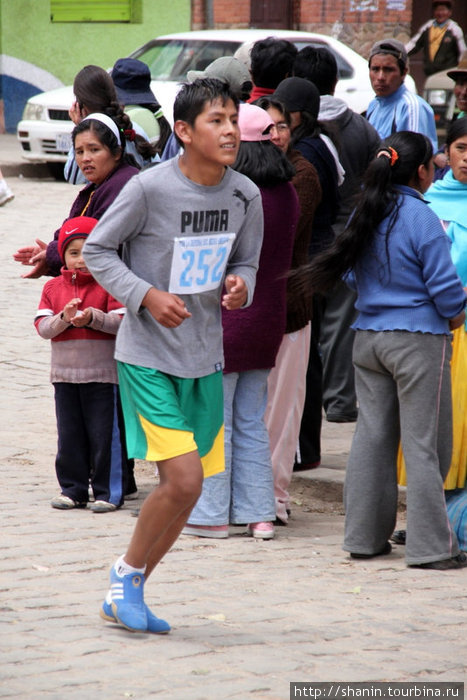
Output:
top-left (100, 600), bottom-right (171, 634)
top-left (109, 567), bottom-right (147, 632)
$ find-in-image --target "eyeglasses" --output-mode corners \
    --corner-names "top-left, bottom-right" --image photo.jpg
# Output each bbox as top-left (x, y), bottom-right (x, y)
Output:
top-left (270, 122), bottom-right (290, 133)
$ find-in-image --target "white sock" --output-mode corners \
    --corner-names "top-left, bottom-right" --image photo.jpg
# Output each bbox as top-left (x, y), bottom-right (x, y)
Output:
top-left (107, 556), bottom-right (146, 603)
top-left (114, 555), bottom-right (146, 577)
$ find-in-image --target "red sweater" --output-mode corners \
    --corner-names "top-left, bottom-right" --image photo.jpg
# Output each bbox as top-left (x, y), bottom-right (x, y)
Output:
top-left (247, 85), bottom-right (275, 103)
top-left (35, 267), bottom-right (124, 383)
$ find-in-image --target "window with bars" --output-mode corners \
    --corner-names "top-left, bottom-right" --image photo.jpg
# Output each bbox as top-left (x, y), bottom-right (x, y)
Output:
top-left (50, 0), bottom-right (141, 23)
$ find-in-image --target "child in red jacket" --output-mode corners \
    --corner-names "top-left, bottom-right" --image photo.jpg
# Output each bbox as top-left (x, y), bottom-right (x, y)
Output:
top-left (35, 216), bottom-right (130, 512)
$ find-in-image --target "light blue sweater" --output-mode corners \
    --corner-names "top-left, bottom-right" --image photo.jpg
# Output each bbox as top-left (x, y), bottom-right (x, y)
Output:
top-left (366, 84), bottom-right (438, 153)
top-left (347, 185), bottom-right (466, 334)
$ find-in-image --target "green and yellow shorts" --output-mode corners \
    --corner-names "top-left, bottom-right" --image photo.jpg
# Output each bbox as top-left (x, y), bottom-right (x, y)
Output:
top-left (117, 362), bottom-right (224, 478)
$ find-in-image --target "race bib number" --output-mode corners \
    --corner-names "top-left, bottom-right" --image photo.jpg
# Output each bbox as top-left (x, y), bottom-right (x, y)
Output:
top-left (169, 233), bottom-right (236, 294)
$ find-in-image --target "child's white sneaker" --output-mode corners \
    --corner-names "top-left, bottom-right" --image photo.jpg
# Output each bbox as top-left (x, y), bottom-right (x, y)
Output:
top-left (0, 180), bottom-right (14, 206)
top-left (51, 494), bottom-right (87, 509)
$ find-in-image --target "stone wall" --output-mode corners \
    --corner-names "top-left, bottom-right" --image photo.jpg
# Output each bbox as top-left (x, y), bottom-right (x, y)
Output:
top-left (299, 2), bottom-right (411, 58)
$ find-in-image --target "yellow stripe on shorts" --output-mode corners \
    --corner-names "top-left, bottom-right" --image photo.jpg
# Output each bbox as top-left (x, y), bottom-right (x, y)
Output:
top-left (201, 424), bottom-right (224, 477)
top-left (138, 414), bottom-right (224, 477)
top-left (139, 413), bottom-right (197, 462)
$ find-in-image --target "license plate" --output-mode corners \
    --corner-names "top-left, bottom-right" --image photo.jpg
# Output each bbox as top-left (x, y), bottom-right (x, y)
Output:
top-left (56, 133), bottom-right (72, 152)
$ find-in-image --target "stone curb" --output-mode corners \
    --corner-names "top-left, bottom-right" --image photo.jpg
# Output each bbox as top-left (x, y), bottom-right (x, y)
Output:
top-left (2, 162), bottom-right (54, 178)
top-left (1, 132), bottom-right (56, 179)
top-left (296, 467), bottom-right (407, 510)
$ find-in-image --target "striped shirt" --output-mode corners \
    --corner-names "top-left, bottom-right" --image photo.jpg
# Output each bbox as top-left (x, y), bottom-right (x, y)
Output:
top-left (366, 83), bottom-right (438, 152)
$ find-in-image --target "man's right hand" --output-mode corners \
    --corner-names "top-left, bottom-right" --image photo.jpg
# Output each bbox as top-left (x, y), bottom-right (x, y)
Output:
top-left (142, 287), bottom-right (191, 328)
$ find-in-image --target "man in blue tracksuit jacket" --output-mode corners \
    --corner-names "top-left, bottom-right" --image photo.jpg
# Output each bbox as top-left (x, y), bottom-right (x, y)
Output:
top-left (366, 38), bottom-right (438, 152)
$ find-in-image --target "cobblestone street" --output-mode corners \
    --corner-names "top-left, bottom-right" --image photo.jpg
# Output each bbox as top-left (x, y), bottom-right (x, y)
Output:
top-left (1, 135), bottom-right (465, 699)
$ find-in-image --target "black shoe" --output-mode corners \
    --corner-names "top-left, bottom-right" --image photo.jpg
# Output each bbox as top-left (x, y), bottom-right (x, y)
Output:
top-left (326, 413), bottom-right (358, 423)
top-left (125, 470), bottom-right (138, 497)
top-left (293, 460), bottom-right (320, 472)
top-left (391, 529), bottom-right (406, 545)
top-left (409, 552), bottom-right (467, 570)
top-left (350, 542), bottom-right (392, 559)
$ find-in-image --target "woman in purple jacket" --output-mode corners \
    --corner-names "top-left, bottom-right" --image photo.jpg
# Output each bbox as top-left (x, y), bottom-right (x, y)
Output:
top-left (183, 103), bottom-right (300, 540)
top-left (13, 113), bottom-right (138, 279)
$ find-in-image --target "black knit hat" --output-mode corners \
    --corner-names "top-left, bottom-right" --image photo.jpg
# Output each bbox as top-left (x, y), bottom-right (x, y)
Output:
top-left (272, 77), bottom-right (320, 116)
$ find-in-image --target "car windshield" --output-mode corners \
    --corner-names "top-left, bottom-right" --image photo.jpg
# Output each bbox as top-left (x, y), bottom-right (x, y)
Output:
top-left (131, 40), bottom-right (241, 81)
top-left (131, 38), bottom-right (354, 82)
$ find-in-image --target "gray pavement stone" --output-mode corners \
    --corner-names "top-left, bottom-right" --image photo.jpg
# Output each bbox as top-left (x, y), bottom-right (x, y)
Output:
top-left (1, 136), bottom-right (466, 699)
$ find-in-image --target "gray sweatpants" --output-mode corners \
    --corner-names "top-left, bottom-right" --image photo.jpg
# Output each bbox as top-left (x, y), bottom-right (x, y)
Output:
top-left (344, 330), bottom-right (460, 565)
top-left (321, 280), bottom-right (358, 421)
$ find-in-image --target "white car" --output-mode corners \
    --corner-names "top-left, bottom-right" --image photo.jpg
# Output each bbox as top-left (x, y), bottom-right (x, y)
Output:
top-left (16, 28), bottom-right (413, 175)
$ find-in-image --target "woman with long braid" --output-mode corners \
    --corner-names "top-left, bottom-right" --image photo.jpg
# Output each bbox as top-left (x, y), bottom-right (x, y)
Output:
top-left (302, 131), bottom-right (467, 570)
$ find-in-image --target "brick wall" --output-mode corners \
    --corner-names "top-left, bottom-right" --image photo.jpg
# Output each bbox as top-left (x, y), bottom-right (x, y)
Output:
top-left (192, 0), bottom-right (413, 58)
top-left (192, 0), bottom-right (205, 29)
top-left (192, 0), bottom-right (250, 29)
top-left (214, 0), bottom-right (250, 28)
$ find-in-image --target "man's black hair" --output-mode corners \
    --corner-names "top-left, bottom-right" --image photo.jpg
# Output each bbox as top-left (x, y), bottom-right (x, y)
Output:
top-left (293, 46), bottom-right (338, 96)
top-left (173, 78), bottom-right (239, 147)
top-left (250, 38), bottom-right (298, 89)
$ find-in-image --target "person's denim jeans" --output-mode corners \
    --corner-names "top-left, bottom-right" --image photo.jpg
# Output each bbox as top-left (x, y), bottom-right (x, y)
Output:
top-left (188, 369), bottom-right (276, 525)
